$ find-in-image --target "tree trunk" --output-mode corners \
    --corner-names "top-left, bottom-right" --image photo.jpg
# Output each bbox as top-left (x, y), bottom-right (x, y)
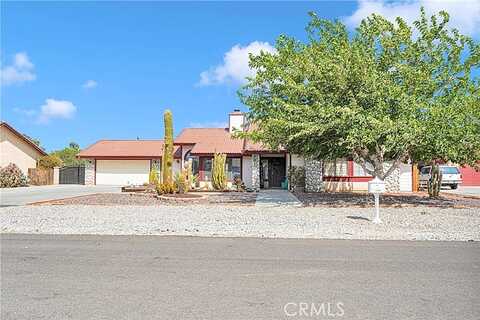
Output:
top-left (428, 163), bottom-right (442, 198)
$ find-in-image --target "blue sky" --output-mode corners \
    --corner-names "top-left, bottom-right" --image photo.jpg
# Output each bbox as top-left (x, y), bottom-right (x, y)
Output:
top-left (2, 1), bottom-right (479, 152)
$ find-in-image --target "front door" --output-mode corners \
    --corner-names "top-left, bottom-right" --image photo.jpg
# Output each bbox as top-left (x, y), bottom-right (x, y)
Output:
top-left (267, 157), bottom-right (286, 188)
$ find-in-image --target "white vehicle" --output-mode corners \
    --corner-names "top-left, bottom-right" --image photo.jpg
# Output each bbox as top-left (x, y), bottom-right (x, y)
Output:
top-left (419, 165), bottom-right (463, 189)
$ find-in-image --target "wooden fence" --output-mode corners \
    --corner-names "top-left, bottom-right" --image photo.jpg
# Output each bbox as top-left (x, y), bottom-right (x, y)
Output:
top-left (28, 168), bottom-right (54, 185)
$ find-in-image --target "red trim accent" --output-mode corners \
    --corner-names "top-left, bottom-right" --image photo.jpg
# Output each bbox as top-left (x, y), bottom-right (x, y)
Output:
top-left (323, 176), bottom-right (372, 182)
top-left (174, 142), bottom-right (196, 146)
top-left (190, 153), bottom-right (243, 157)
top-left (242, 150), bottom-right (287, 155)
top-left (347, 160), bottom-right (354, 176)
top-left (81, 156), bottom-right (180, 160)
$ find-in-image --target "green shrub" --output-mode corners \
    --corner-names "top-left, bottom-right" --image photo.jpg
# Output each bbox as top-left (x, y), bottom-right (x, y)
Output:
top-left (212, 153), bottom-right (227, 190)
top-left (0, 163), bottom-right (28, 188)
top-left (38, 154), bottom-right (63, 169)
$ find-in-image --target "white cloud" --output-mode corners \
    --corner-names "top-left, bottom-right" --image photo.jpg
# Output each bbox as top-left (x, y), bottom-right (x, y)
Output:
top-left (189, 121), bottom-right (228, 128)
top-left (83, 79), bottom-right (98, 89)
top-left (37, 99), bottom-right (77, 124)
top-left (198, 41), bottom-right (276, 86)
top-left (1, 52), bottom-right (36, 86)
top-left (345, 0), bottom-right (480, 36)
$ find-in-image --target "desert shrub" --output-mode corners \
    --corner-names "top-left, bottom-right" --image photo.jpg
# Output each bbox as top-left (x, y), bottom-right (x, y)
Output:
top-left (288, 166), bottom-right (305, 192)
top-left (212, 153), bottom-right (227, 190)
top-left (0, 163), bottom-right (28, 188)
top-left (174, 171), bottom-right (188, 194)
top-left (38, 154), bottom-right (63, 169)
top-left (233, 175), bottom-right (245, 192)
top-left (156, 182), bottom-right (175, 195)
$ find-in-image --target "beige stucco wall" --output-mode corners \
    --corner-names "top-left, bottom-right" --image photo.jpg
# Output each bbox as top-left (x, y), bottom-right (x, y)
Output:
top-left (0, 126), bottom-right (44, 175)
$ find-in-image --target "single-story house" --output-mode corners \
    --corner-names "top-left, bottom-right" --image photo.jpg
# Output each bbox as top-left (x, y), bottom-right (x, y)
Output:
top-left (0, 121), bottom-right (47, 175)
top-left (78, 110), bottom-right (415, 192)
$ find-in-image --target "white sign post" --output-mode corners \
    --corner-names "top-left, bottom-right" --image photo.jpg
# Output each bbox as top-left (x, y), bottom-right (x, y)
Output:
top-left (368, 177), bottom-right (386, 224)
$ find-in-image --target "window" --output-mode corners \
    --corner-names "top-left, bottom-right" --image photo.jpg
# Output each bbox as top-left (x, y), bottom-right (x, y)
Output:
top-left (184, 151), bottom-right (199, 176)
top-left (323, 159), bottom-right (348, 176)
top-left (420, 167), bottom-right (430, 175)
top-left (203, 158), bottom-right (213, 181)
top-left (226, 158), bottom-right (241, 180)
top-left (440, 167), bottom-right (460, 174)
top-left (353, 161), bottom-right (373, 176)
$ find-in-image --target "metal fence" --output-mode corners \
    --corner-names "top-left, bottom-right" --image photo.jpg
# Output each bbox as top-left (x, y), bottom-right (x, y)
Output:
top-left (59, 166), bottom-right (85, 184)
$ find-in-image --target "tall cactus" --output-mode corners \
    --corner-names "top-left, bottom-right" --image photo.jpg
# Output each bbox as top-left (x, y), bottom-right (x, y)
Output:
top-left (212, 153), bottom-right (227, 190)
top-left (162, 109), bottom-right (174, 184)
top-left (428, 163), bottom-right (442, 198)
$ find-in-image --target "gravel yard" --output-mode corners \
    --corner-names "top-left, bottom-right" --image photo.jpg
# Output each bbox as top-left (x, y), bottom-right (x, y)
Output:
top-left (1, 204), bottom-right (479, 241)
top-left (33, 192), bottom-right (257, 206)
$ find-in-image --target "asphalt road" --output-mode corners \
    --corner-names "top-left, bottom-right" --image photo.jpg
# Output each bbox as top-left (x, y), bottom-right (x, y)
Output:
top-left (0, 185), bottom-right (120, 206)
top-left (1, 235), bottom-right (479, 320)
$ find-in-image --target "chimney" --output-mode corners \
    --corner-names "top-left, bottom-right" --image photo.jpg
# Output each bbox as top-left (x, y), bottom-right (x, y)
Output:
top-left (229, 108), bottom-right (244, 133)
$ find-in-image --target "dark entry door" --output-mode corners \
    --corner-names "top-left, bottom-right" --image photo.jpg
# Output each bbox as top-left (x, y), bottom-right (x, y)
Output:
top-left (59, 166), bottom-right (85, 184)
top-left (267, 157), bottom-right (286, 188)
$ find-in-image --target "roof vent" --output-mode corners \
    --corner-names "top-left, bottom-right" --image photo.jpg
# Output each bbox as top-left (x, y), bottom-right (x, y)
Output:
top-left (233, 108), bottom-right (241, 112)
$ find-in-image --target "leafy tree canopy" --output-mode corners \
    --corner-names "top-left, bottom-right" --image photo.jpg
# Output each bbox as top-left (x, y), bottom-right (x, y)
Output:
top-left (240, 9), bottom-right (479, 179)
top-left (51, 141), bottom-right (85, 167)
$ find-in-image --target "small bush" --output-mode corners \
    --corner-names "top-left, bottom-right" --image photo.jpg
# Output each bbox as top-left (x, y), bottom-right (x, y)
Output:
top-left (174, 171), bottom-right (188, 194)
top-left (38, 154), bottom-right (63, 169)
top-left (233, 175), bottom-right (245, 192)
top-left (0, 163), bottom-right (28, 188)
top-left (288, 166), bottom-right (305, 192)
top-left (156, 182), bottom-right (175, 195)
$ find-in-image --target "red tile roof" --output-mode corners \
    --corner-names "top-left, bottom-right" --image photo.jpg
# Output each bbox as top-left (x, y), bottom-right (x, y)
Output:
top-left (175, 128), bottom-right (244, 155)
top-left (78, 140), bottom-right (181, 159)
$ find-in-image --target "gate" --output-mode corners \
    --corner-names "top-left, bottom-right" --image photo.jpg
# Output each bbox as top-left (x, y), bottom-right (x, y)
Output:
top-left (59, 166), bottom-right (85, 184)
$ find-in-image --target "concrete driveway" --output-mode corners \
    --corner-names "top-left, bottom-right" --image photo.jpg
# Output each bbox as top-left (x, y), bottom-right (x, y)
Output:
top-left (0, 185), bottom-right (121, 206)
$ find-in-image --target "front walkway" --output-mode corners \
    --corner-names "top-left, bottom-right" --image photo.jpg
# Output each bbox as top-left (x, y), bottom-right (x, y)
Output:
top-left (254, 189), bottom-right (302, 207)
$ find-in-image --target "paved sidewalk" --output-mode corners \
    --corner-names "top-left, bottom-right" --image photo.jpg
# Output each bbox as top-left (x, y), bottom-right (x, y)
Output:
top-left (255, 189), bottom-right (302, 207)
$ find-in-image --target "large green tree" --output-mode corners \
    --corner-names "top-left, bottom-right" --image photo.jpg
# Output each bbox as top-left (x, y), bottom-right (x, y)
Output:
top-left (240, 9), bottom-right (479, 180)
top-left (52, 142), bottom-right (85, 166)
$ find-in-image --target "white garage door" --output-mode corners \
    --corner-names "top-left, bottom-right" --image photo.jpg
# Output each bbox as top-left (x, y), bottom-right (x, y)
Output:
top-left (96, 160), bottom-right (150, 185)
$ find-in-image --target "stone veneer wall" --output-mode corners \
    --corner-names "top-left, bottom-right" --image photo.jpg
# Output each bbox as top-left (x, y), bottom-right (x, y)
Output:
top-left (305, 159), bottom-right (324, 192)
top-left (84, 159), bottom-right (95, 185)
top-left (251, 154), bottom-right (260, 191)
top-left (384, 164), bottom-right (401, 192)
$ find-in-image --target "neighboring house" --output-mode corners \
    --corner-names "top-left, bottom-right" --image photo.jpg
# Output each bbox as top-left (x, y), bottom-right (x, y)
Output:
top-left (77, 110), bottom-right (414, 192)
top-left (459, 165), bottom-right (480, 186)
top-left (0, 122), bottom-right (47, 175)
